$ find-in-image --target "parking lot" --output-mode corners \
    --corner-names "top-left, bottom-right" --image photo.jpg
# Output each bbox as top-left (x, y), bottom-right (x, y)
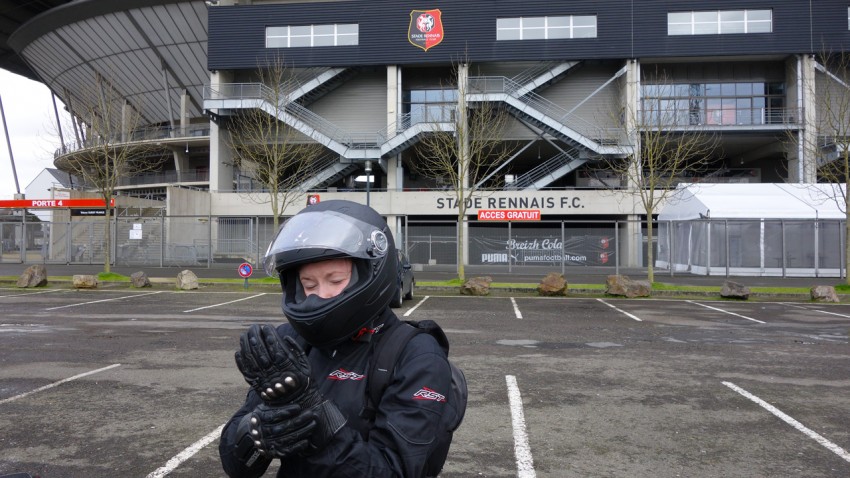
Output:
top-left (0, 287), bottom-right (848, 477)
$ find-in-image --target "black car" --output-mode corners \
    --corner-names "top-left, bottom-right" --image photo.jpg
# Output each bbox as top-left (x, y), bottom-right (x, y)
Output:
top-left (390, 250), bottom-right (415, 308)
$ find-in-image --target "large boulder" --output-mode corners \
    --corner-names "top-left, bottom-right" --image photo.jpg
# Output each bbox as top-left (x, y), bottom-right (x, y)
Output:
top-left (130, 271), bottom-right (151, 288)
top-left (538, 272), bottom-right (568, 296)
top-left (721, 280), bottom-right (750, 300)
top-left (72, 274), bottom-right (98, 289)
top-left (177, 269), bottom-right (199, 290)
top-left (16, 264), bottom-right (48, 288)
top-left (605, 275), bottom-right (651, 298)
top-left (810, 285), bottom-right (839, 303)
top-left (461, 276), bottom-right (492, 296)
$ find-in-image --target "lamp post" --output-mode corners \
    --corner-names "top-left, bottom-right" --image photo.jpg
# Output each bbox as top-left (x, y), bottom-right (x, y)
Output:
top-left (365, 160), bottom-right (372, 207)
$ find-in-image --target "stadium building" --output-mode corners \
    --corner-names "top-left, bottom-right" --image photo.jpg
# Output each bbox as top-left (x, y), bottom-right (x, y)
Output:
top-left (2, 0), bottom-right (849, 274)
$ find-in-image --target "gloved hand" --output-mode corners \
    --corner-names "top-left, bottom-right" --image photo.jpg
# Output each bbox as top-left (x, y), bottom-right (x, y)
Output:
top-left (235, 325), bottom-right (347, 454)
top-left (235, 324), bottom-right (311, 404)
top-left (249, 403), bottom-right (316, 458)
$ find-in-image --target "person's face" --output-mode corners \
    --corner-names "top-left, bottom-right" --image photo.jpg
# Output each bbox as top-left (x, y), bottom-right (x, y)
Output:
top-left (298, 258), bottom-right (352, 299)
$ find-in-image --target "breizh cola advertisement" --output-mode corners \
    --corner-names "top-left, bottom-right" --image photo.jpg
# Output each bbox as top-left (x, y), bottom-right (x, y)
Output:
top-left (470, 229), bottom-right (615, 266)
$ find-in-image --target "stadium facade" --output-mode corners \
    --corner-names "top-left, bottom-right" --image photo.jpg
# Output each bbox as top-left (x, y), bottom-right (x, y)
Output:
top-left (3, 0), bottom-right (850, 271)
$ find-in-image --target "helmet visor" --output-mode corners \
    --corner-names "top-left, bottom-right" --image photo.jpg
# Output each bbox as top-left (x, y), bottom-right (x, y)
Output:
top-left (263, 210), bottom-right (389, 276)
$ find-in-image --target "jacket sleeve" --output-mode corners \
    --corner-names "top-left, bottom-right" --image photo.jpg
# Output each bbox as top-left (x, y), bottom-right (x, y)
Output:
top-left (280, 333), bottom-right (452, 478)
top-left (219, 389), bottom-right (273, 478)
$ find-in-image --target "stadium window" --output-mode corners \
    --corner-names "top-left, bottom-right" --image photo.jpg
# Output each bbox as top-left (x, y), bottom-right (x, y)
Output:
top-left (265, 24), bottom-right (359, 48)
top-left (668, 10), bottom-right (771, 35)
top-left (497, 15), bottom-right (596, 40)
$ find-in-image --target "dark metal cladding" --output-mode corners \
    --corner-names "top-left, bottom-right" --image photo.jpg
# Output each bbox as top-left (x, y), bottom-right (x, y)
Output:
top-left (209, 0), bottom-right (850, 71)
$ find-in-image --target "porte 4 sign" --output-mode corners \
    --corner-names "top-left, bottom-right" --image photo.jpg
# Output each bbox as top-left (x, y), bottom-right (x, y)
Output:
top-left (477, 209), bottom-right (541, 221)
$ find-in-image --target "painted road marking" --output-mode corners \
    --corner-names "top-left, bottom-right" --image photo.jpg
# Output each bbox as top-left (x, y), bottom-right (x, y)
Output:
top-left (687, 301), bottom-right (765, 324)
top-left (723, 381), bottom-right (850, 463)
top-left (510, 297), bottom-right (523, 319)
top-left (183, 293), bottom-right (266, 313)
top-left (403, 296), bottom-right (429, 317)
top-left (780, 303), bottom-right (850, 319)
top-left (0, 364), bottom-right (121, 405)
top-left (44, 291), bottom-right (164, 311)
top-left (146, 424), bottom-right (226, 478)
top-left (596, 299), bottom-right (642, 321)
top-left (506, 375), bottom-right (536, 478)
top-left (0, 289), bottom-right (62, 298)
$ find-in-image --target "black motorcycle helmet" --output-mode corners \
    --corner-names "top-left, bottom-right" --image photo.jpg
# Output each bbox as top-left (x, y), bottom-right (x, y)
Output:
top-left (263, 200), bottom-right (398, 349)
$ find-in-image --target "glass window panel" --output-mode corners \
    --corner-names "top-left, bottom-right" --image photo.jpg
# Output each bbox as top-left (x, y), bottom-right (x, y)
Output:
top-left (497, 18), bottom-right (520, 29)
top-left (767, 82), bottom-right (785, 95)
top-left (523, 17), bottom-right (546, 28)
top-left (497, 29), bottom-right (521, 40)
top-left (668, 12), bottom-right (691, 24)
top-left (313, 35), bottom-right (334, 47)
top-left (266, 37), bottom-right (287, 48)
top-left (735, 83), bottom-right (752, 95)
top-left (747, 21), bottom-right (772, 33)
top-left (290, 36), bottom-right (310, 47)
top-left (721, 83), bottom-right (736, 96)
top-left (573, 16), bottom-right (596, 27)
top-left (668, 24), bottom-right (692, 35)
top-left (722, 98), bottom-right (736, 108)
top-left (747, 10), bottom-right (772, 21)
top-left (694, 11), bottom-right (718, 23)
top-left (409, 90), bottom-right (426, 102)
top-left (693, 22), bottom-right (718, 34)
top-left (720, 11), bottom-right (745, 22)
top-left (337, 34), bottom-right (358, 46)
top-left (720, 21), bottom-right (745, 34)
top-left (337, 24), bottom-right (358, 34)
top-left (267, 27), bottom-right (288, 37)
top-left (705, 83), bottom-right (721, 96)
top-left (290, 26), bottom-right (311, 36)
top-left (752, 83), bottom-right (765, 95)
top-left (548, 27), bottom-right (570, 39)
top-left (523, 28), bottom-right (546, 40)
top-left (573, 26), bottom-right (596, 38)
top-left (313, 25), bottom-right (334, 35)
top-left (424, 90), bottom-right (442, 102)
top-left (673, 84), bottom-right (690, 96)
top-left (752, 97), bottom-right (765, 108)
top-left (547, 16), bottom-right (570, 27)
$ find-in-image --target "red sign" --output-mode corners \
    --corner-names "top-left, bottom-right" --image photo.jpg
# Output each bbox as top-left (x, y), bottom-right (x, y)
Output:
top-left (307, 194), bottom-right (320, 206)
top-left (477, 209), bottom-right (541, 221)
top-left (0, 198), bottom-right (115, 209)
top-left (238, 263), bottom-right (254, 278)
top-left (408, 9), bottom-right (444, 51)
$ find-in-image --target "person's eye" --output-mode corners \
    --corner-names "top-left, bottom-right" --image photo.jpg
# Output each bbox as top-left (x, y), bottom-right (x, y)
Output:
top-left (301, 280), bottom-right (317, 290)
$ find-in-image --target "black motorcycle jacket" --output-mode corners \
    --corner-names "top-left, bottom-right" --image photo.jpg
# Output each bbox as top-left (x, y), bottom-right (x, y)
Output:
top-left (220, 309), bottom-right (452, 478)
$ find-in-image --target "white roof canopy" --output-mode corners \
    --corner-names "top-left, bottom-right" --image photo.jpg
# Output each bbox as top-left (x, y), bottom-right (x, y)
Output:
top-left (658, 183), bottom-right (846, 220)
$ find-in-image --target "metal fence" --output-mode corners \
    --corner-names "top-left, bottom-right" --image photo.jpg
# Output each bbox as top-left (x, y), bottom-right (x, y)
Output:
top-left (1, 215), bottom-right (845, 278)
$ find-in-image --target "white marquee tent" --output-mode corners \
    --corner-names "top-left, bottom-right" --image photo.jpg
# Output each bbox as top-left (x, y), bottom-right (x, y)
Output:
top-left (656, 183), bottom-right (846, 277)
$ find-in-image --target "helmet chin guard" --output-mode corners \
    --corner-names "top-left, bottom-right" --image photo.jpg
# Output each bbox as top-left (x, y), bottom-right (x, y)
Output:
top-left (265, 200), bottom-right (398, 348)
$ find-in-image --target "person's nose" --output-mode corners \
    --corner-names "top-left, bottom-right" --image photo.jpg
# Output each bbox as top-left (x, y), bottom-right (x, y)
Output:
top-left (317, 283), bottom-right (337, 299)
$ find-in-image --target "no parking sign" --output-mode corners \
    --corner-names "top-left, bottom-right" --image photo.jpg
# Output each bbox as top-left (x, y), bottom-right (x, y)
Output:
top-left (238, 262), bottom-right (253, 288)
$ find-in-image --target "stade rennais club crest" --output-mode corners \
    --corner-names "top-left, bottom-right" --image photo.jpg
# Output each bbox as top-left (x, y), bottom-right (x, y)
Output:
top-left (408, 9), bottom-right (444, 51)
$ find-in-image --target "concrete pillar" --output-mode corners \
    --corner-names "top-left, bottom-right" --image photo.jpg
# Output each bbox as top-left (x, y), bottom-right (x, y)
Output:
top-left (121, 101), bottom-right (131, 142)
top-left (799, 54), bottom-right (818, 183)
top-left (209, 70), bottom-right (234, 193)
top-left (180, 89), bottom-right (189, 136)
top-left (623, 59), bottom-right (643, 267)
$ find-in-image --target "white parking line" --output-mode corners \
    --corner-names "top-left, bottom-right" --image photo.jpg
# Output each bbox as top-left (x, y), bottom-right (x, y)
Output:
top-left (183, 293), bottom-right (266, 313)
top-left (146, 423), bottom-right (225, 478)
top-left (403, 296), bottom-right (429, 317)
top-left (510, 297), bottom-right (523, 319)
top-left (0, 363), bottom-right (121, 405)
top-left (596, 299), bottom-right (642, 321)
top-left (779, 303), bottom-right (850, 319)
top-left (44, 291), bottom-right (164, 311)
top-left (686, 301), bottom-right (765, 324)
top-left (723, 381), bottom-right (850, 463)
top-left (506, 375), bottom-right (536, 478)
top-left (0, 289), bottom-right (62, 298)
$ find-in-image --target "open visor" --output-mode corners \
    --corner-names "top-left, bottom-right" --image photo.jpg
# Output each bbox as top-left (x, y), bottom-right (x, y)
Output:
top-left (263, 210), bottom-right (389, 276)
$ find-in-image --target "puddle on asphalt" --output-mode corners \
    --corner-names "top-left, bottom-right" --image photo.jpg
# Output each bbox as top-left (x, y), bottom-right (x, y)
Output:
top-left (497, 339), bottom-right (539, 347)
top-left (496, 339), bottom-right (624, 349)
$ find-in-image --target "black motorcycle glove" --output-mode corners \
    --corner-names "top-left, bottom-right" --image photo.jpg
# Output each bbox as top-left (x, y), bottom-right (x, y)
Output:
top-left (235, 324), bottom-right (311, 405)
top-left (248, 403), bottom-right (316, 458)
top-left (235, 325), bottom-right (347, 454)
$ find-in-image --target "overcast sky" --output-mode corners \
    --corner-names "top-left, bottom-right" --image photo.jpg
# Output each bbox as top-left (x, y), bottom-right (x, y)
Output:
top-left (0, 69), bottom-right (69, 200)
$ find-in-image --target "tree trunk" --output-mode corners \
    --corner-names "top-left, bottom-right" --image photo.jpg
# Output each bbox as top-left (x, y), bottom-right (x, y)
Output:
top-left (103, 205), bottom-right (111, 274)
top-left (456, 209), bottom-right (465, 281)
top-left (646, 215), bottom-right (654, 283)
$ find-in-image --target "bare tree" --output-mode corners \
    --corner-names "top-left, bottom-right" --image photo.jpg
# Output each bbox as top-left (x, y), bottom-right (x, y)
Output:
top-left (227, 56), bottom-right (325, 231)
top-left (412, 63), bottom-right (516, 281)
top-left (600, 69), bottom-right (719, 282)
top-left (793, 51), bottom-right (850, 283)
top-left (55, 73), bottom-right (166, 273)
